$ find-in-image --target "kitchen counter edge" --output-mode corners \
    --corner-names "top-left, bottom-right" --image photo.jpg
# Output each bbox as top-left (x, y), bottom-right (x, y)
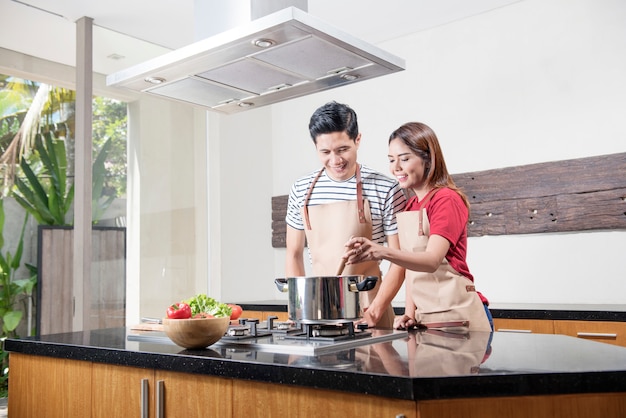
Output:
top-left (235, 301), bottom-right (626, 321)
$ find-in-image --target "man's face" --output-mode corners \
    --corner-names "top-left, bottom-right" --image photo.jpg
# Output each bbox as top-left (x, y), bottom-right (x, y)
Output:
top-left (315, 131), bottom-right (360, 181)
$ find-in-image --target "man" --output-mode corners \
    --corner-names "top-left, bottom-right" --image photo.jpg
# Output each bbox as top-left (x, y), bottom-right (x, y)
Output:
top-left (284, 101), bottom-right (407, 327)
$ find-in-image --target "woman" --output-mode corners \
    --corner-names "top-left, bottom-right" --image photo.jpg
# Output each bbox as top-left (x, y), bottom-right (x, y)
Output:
top-left (344, 122), bottom-right (493, 331)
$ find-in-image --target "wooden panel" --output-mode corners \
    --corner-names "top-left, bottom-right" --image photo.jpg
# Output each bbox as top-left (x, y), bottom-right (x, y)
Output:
top-left (91, 228), bottom-right (126, 329)
top-left (417, 393), bottom-right (626, 418)
top-left (233, 379), bottom-right (416, 418)
top-left (554, 320), bottom-right (626, 347)
top-left (271, 152), bottom-right (626, 247)
top-left (493, 318), bottom-right (554, 334)
top-left (241, 310), bottom-right (290, 322)
top-left (467, 188), bottom-right (626, 236)
top-left (91, 362), bottom-right (153, 418)
top-left (272, 195), bottom-right (289, 248)
top-left (265, 310), bottom-right (290, 321)
top-left (37, 227), bottom-right (74, 335)
top-left (156, 370), bottom-right (233, 418)
top-left (453, 153), bottom-right (626, 202)
top-left (37, 226), bottom-right (126, 335)
top-left (8, 353), bottom-right (92, 418)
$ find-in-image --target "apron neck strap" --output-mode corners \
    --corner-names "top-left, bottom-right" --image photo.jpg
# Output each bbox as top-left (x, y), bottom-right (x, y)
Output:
top-left (303, 165), bottom-right (365, 230)
top-left (418, 188), bottom-right (439, 236)
top-left (356, 165), bottom-right (365, 223)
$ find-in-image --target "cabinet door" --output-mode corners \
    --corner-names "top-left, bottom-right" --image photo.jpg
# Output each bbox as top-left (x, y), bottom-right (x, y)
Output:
top-left (8, 353), bottom-right (92, 418)
top-left (92, 363), bottom-right (155, 418)
top-left (155, 370), bottom-right (232, 418)
top-left (493, 318), bottom-right (554, 334)
top-left (554, 320), bottom-right (626, 347)
top-left (232, 379), bottom-right (416, 418)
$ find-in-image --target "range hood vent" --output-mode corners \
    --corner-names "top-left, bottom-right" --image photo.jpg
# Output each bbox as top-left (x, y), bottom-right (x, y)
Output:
top-left (106, 7), bottom-right (405, 114)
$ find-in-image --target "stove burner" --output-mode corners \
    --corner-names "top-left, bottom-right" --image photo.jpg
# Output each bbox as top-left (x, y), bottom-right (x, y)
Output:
top-left (274, 321), bottom-right (296, 330)
top-left (221, 317), bottom-right (374, 344)
top-left (222, 318), bottom-right (273, 341)
top-left (226, 327), bottom-right (249, 337)
top-left (285, 321), bottom-right (372, 342)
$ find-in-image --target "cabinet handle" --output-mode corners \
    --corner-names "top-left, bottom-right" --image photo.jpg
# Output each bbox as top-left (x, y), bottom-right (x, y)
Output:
top-left (156, 380), bottom-right (165, 418)
top-left (497, 329), bottom-right (532, 333)
top-left (577, 332), bottom-right (617, 339)
top-left (140, 378), bottom-right (149, 418)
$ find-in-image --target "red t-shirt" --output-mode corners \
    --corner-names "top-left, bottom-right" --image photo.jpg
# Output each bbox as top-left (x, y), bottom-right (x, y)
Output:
top-left (405, 188), bottom-right (489, 304)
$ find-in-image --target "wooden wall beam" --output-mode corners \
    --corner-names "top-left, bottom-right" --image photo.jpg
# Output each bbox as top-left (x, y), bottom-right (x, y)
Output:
top-left (271, 152), bottom-right (626, 247)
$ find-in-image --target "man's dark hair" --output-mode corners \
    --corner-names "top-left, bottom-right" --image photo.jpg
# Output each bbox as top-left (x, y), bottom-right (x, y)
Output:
top-left (308, 101), bottom-right (359, 143)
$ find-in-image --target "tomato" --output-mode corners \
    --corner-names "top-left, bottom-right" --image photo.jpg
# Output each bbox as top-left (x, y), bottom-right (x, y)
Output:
top-left (193, 312), bottom-right (215, 319)
top-left (228, 304), bottom-right (243, 320)
top-left (166, 302), bottom-right (192, 319)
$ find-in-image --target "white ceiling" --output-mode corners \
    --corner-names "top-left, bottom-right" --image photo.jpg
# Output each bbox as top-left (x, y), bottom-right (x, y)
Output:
top-left (0, 0), bottom-right (522, 76)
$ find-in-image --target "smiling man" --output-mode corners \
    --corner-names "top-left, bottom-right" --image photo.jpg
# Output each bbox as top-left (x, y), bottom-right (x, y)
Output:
top-left (284, 101), bottom-right (407, 328)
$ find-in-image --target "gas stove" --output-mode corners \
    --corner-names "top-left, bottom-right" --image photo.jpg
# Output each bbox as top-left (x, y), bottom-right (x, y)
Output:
top-left (129, 316), bottom-right (407, 356)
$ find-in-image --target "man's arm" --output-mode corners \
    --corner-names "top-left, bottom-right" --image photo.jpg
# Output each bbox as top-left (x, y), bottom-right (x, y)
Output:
top-left (285, 225), bottom-right (306, 276)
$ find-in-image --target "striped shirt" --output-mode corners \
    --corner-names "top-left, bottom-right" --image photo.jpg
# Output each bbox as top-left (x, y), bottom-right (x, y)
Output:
top-left (286, 164), bottom-right (407, 244)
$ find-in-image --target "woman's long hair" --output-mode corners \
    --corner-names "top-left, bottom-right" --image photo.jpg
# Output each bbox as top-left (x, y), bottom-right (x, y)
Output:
top-left (389, 122), bottom-right (470, 208)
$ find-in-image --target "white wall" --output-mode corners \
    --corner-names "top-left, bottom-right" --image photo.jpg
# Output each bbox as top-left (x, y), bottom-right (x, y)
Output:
top-left (262, 0), bottom-right (626, 305)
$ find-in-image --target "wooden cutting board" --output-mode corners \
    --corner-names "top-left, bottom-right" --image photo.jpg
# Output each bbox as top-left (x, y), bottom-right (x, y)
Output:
top-left (130, 323), bottom-right (164, 332)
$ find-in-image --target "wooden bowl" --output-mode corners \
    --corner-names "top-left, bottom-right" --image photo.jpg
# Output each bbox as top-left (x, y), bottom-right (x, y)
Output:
top-left (162, 316), bottom-right (230, 349)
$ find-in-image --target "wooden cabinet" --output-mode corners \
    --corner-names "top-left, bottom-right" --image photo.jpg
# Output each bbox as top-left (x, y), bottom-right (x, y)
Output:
top-left (493, 318), bottom-right (554, 334)
top-left (232, 379), bottom-right (417, 418)
top-left (91, 362), bottom-right (154, 418)
top-left (8, 353), bottom-right (92, 418)
top-left (493, 318), bottom-right (626, 347)
top-left (9, 355), bottom-right (233, 418)
top-left (155, 370), bottom-right (232, 418)
top-left (417, 393), bottom-right (626, 418)
top-left (8, 352), bottom-right (626, 418)
top-left (242, 310), bottom-right (289, 321)
top-left (554, 320), bottom-right (626, 347)
top-left (91, 363), bottom-right (233, 418)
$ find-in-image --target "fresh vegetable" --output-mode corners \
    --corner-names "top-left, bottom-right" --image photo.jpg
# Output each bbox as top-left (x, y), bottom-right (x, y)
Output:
top-left (228, 304), bottom-right (243, 320)
top-left (193, 312), bottom-right (215, 319)
top-left (166, 302), bottom-right (192, 319)
top-left (185, 294), bottom-right (232, 318)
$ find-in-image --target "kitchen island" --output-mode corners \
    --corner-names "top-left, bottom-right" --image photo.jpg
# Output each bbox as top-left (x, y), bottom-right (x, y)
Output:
top-left (5, 326), bottom-right (626, 417)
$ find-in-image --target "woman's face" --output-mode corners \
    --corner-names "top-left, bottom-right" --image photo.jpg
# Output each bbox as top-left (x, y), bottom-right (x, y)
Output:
top-left (315, 131), bottom-right (360, 181)
top-left (388, 137), bottom-right (428, 190)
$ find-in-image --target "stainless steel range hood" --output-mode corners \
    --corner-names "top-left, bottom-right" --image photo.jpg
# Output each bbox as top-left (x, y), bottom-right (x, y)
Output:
top-left (105, 7), bottom-right (405, 114)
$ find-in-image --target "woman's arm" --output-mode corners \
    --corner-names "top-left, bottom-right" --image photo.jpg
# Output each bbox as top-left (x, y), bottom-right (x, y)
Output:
top-left (344, 234), bottom-right (450, 273)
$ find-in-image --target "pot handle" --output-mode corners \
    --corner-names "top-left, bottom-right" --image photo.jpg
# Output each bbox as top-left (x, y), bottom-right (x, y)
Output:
top-left (274, 278), bottom-right (288, 293)
top-left (349, 276), bottom-right (378, 292)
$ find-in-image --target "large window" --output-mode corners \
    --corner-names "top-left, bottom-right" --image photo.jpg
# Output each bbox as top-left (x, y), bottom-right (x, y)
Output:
top-left (0, 73), bottom-right (128, 339)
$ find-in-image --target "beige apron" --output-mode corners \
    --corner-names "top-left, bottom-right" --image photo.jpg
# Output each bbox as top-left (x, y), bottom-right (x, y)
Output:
top-left (302, 165), bottom-right (395, 328)
top-left (396, 190), bottom-right (492, 332)
top-left (409, 329), bottom-right (492, 376)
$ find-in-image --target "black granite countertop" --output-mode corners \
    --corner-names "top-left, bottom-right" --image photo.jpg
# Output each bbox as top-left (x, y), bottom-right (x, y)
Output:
top-left (6, 327), bottom-right (626, 401)
top-left (235, 301), bottom-right (626, 321)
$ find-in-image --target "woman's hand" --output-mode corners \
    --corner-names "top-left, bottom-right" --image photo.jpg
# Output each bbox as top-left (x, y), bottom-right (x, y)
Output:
top-left (343, 236), bottom-right (382, 265)
top-left (355, 304), bottom-right (383, 328)
top-left (394, 314), bottom-right (416, 330)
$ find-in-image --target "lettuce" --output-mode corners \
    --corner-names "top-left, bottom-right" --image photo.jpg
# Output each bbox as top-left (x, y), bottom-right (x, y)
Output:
top-left (185, 294), bottom-right (232, 318)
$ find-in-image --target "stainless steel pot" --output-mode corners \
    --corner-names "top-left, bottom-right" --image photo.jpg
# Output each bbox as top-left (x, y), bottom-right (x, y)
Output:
top-left (274, 275), bottom-right (378, 323)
